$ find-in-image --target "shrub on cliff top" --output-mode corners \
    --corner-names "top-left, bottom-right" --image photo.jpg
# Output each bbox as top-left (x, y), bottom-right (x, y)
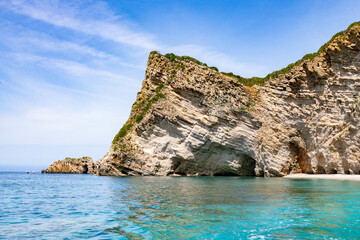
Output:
top-left (165, 53), bottom-right (176, 62)
top-left (209, 66), bottom-right (219, 72)
top-left (180, 55), bottom-right (204, 65)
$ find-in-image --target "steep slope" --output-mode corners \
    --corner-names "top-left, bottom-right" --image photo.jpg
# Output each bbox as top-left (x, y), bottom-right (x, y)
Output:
top-left (94, 22), bottom-right (360, 177)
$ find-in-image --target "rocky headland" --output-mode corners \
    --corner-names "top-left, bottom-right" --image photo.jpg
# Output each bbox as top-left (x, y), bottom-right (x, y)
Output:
top-left (42, 157), bottom-right (95, 174)
top-left (43, 22), bottom-right (360, 177)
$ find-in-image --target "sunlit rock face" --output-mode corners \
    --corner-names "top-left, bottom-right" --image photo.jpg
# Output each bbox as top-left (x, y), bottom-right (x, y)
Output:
top-left (42, 157), bottom-right (95, 174)
top-left (96, 23), bottom-right (360, 177)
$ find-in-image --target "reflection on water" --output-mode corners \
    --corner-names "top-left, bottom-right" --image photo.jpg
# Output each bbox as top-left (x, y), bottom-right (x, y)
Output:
top-left (1, 173), bottom-right (360, 239)
top-left (105, 177), bottom-right (360, 239)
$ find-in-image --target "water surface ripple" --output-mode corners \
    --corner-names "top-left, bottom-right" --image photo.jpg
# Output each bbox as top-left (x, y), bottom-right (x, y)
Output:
top-left (1, 173), bottom-right (359, 239)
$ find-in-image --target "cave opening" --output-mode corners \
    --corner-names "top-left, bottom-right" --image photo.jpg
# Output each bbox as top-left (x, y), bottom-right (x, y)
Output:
top-left (315, 166), bottom-right (326, 174)
top-left (82, 163), bottom-right (88, 174)
top-left (213, 154), bottom-right (256, 176)
top-left (239, 154), bottom-right (256, 176)
top-left (170, 153), bottom-right (257, 176)
top-left (213, 171), bottom-right (241, 176)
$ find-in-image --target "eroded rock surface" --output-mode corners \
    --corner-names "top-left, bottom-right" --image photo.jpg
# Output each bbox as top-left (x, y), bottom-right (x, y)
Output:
top-left (42, 157), bottom-right (95, 174)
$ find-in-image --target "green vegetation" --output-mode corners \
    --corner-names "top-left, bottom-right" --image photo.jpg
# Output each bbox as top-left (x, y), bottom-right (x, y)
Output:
top-left (136, 92), bottom-right (165, 123)
top-left (112, 82), bottom-right (166, 144)
top-left (317, 31), bottom-right (344, 53)
top-left (259, 53), bottom-right (317, 83)
top-left (165, 53), bottom-right (176, 62)
top-left (151, 21), bottom-right (360, 86)
top-left (155, 83), bottom-right (164, 92)
top-left (318, 21), bottom-right (360, 53)
top-left (179, 55), bottom-right (205, 65)
top-left (176, 64), bottom-right (185, 71)
top-left (113, 143), bottom-right (131, 152)
top-left (112, 122), bottom-right (133, 144)
top-left (209, 66), bottom-right (219, 72)
top-left (239, 98), bottom-right (255, 113)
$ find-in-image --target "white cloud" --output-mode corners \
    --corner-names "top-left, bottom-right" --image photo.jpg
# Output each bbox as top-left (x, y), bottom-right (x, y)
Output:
top-left (10, 53), bottom-right (138, 86)
top-left (19, 37), bottom-right (120, 61)
top-left (0, 0), bottom-right (161, 50)
top-left (0, 20), bottom-right (144, 69)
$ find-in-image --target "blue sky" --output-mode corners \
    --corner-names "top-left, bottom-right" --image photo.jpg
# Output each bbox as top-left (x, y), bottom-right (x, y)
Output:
top-left (0, 0), bottom-right (359, 171)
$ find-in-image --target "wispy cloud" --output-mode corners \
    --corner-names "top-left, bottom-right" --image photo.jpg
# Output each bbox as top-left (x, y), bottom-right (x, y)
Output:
top-left (0, 0), bottom-right (161, 50)
top-left (0, 19), bottom-right (143, 69)
top-left (10, 53), bottom-right (137, 86)
top-left (17, 37), bottom-right (120, 61)
top-left (0, 0), bottom-right (267, 77)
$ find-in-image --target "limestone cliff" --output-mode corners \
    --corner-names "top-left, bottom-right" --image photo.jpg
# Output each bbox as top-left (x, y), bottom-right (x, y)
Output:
top-left (42, 157), bottom-right (95, 174)
top-left (95, 22), bottom-right (360, 177)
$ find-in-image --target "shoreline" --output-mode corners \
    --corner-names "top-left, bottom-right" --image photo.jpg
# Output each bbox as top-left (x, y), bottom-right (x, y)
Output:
top-left (284, 173), bottom-right (360, 181)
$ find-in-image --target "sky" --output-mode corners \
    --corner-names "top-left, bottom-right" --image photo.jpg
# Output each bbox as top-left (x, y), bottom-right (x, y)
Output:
top-left (0, 0), bottom-right (359, 171)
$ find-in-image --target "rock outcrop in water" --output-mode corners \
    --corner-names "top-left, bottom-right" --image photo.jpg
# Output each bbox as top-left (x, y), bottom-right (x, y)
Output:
top-left (45, 22), bottom-right (360, 177)
top-left (42, 157), bottom-right (95, 174)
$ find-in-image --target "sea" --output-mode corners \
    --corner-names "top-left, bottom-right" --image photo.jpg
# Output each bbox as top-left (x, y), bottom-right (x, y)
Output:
top-left (1, 172), bottom-right (360, 239)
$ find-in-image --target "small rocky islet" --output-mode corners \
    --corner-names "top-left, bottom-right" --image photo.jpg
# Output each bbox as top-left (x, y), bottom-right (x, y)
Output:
top-left (44, 22), bottom-right (360, 177)
top-left (42, 157), bottom-right (95, 174)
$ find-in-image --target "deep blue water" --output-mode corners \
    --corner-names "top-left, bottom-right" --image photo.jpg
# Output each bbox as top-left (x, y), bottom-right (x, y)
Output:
top-left (1, 173), bottom-right (360, 239)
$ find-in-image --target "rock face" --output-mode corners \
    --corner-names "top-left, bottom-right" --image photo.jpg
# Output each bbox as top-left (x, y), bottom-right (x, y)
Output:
top-left (42, 157), bottom-right (95, 174)
top-left (96, 22), bottom-right (360, 177)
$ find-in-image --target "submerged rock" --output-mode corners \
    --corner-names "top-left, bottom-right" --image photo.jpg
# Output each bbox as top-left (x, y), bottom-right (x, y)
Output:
top-left (42, 157), bottom-right (95, 174)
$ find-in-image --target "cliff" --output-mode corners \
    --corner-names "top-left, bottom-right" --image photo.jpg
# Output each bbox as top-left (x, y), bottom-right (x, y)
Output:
top-left (42, 157), bottom-right (95, 174)
top-left (95, 22), bottom-right (360, 177)
top-left (45, 22), bottom-right (360, 177)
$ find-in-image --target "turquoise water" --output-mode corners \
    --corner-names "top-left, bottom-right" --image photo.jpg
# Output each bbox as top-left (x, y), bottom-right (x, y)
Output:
top-left (1, 173), bottom-right (360, 239)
